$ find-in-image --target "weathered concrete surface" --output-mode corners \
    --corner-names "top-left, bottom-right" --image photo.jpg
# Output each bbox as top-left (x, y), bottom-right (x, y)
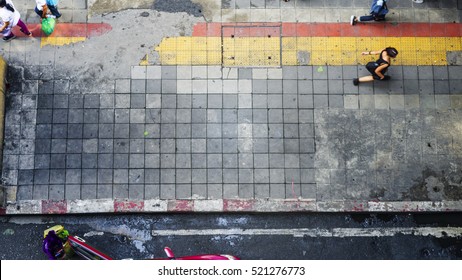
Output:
top-left (8, 9), bottom-right (201, 93)
top-left (88, 0), bottom-right (154, 17)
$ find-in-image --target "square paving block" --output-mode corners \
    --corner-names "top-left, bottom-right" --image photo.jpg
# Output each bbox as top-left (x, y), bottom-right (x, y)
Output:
top-left (403, 66), bottom-right (418, 79)
top-left (252, 79), bottom-right (267, 94)
top-left (131, 66), bottom-right (146, 79)
top-left (435, 95), bottom-right (451, 109)
top-left (147, 79), bottom-right (162, 94)
top-left (298, 66), bottom-right (313, 80)
top-left (329, 95), bottom-right (344, 108)
top-left (433, 66), bottom-right (448, 80)
top-left (419, 80), bottom-right (435, 95)
top-left (239, 80), bottom-right (252, 93)
top-left (162, 66), bottom-right (177, 80)
top-left (434, 80), bottom-right (450, 94)
top-left (207, 184), bottom-right (223, 199)
top-left (64, 184), bottom-right (81, 200)
top-left (81, 184), bottom-right (97, 200)
top-left (403, 79), bottom-right (419, 94)
top-left (113, 184), bottom-right (129, 199)
top-left (144, 184), bottom-right (159, 199)
top-left (268, 95), bottom-right (283, 108)
top-left (327, 66), bottom-right (343, 80)
top-left (449, 80), bottom-right (462, 94)
top-left (162, 80), bottom-right (177, 94)
top-left (208, 169), bottom-right (223, 183)
top-left (129, 169), bottom-right (145, 184)
top-left (129, 184), bottom-right (145, 200)
top-left (131, 94), bottom-right (146, 108)
top-left (147, 66), bottom-right (162, 79)
top-left (267, 80), bottom-right (283, 94)
top-left (97, 184), bottom-right (113, 199)
top-left (314, 94), bottom-right (328, 108)
top-left (223, 80), bottom-right (239, 94)
top-left (145, 169), bottom-right (160, 184)
top-left (238, 184), bottom-right (255, 198)
top-left (238, 68), bottom-right (252, 79)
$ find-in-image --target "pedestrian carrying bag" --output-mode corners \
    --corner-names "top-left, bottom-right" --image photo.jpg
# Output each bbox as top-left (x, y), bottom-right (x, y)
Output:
top-left (46, 0), bottom-right (59, 6)
top-left (41, 17), bottom-right (56, 36)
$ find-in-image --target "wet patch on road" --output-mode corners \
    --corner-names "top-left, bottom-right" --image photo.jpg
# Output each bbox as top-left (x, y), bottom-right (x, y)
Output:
top-left (153, 0), bottom-right (203, 17)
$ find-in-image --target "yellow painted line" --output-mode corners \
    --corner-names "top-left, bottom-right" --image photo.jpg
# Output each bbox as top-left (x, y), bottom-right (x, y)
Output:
top-left (40, 37), bottom-right (86, 47)
top-left (155, 36), bottom-right (462, 66)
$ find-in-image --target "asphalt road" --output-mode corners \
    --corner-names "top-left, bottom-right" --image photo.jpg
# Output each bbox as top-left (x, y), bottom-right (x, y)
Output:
top-left (1, 212), bottom-right (461, 260)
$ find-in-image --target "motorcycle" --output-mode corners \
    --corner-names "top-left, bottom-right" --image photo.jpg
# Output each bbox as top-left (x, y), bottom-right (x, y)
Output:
top-left (42, 225), bottom-right (239, 260)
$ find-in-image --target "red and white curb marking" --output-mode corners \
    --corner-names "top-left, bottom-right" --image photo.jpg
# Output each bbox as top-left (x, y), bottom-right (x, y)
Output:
top-left (2, 199), bottom-right (462, 215)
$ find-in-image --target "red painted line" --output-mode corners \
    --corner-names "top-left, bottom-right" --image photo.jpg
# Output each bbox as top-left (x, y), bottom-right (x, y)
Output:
top-left (42, 200), bottom-right (67, 214)
top-left (0, 207), bottom-right (6, 215)
top-left (192, 22), bottom-right (462, 37)
top-left (167, 200), bottom-right (193, 212)
top-left (223, 199), bottom-right (255, 212)
top-left (114, 200), bottom-right (144, 212)
top-left (13, 22), bottom-right (112, 38)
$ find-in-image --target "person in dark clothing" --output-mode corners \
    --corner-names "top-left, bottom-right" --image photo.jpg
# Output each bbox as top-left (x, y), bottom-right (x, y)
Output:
top-left (353, 47), bottom-right (398, 86)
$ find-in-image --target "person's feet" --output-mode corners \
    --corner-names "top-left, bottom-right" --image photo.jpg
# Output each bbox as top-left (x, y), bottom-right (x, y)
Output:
top-left (20, 28), bottom-right (32, 36)
top-left (3, 34), bottom-right (16, 42)
top-left (353, 78), bottom-right (359, 86)
top-left (382, 75), bottom-right (391, 81)
top-left (350, 15), bottom-right (357, 26)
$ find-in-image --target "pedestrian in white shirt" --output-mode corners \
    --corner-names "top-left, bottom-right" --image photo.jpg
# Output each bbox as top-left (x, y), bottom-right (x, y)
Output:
top-left (0, 0), bottom-right (31, 41)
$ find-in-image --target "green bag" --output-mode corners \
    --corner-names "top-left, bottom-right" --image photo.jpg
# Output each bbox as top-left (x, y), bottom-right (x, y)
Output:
top-left (41, 17), bottom-right (56, 36)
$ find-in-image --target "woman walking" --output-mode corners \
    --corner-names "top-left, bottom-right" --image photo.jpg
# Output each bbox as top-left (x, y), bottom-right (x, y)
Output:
top-left (0, 0), bottom-right (32, 41)
top-left (353, 47), bottom-right (398, 86)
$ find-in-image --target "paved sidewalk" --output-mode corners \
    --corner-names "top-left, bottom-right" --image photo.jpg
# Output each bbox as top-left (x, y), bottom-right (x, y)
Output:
top-left (1, 0), bottom-right (462, 214)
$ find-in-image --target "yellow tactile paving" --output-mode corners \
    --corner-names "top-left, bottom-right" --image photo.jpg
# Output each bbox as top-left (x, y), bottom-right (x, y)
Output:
top-left (155, 36), bottom-right (462, 66)
top-left (40, 37), bottom-right (86, 47)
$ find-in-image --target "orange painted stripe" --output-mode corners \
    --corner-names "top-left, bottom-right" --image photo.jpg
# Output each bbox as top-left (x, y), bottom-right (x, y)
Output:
top-left (13, 23), bottom-right (112, 38)
top-left (193, 22), bottom-right (462, 37)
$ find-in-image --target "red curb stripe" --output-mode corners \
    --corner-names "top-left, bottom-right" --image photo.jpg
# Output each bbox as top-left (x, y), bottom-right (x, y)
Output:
top-left (167, 200), bottom-right (194, 212)
top-left (0, 208), bottom-right (6, 215)
top-left (192, 22), bottom-right (462, 37)
top-left (223, 199), bottom-right (255, 212)
top-left (13, 22), bottom-right (112, 38)
top-left (114, 200), bottom-right (144, 212)
top-left (42, 200), bottom-right (67, 214)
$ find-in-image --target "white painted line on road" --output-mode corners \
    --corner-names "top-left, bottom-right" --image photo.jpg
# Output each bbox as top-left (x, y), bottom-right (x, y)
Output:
top-left (152, 227), bottom-right (462, 238)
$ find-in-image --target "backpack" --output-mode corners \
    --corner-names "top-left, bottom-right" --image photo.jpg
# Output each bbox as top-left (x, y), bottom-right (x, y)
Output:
top-left (371, 0), bottom-right (388, 16)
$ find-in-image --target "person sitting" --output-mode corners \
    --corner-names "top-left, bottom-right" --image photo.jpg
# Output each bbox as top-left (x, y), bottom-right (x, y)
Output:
top-left (351, 0), bottom-right (388, 25)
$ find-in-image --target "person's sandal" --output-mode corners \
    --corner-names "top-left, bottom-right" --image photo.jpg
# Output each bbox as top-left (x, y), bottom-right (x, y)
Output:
top-left (350, 16), bottom-right (357, 26)
top-left (353, 78), bottom-right (359, 86)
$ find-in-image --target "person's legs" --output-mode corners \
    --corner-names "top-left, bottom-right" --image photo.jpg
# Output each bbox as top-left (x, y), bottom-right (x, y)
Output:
top-left (359, 15), bottom-right (375, 22)
top-left (17, 19), bottom-right (32, 36)
top-left (359, 76), bottom-right (374, 82)
top-left (353, 75), bottom-right (374, 86)
top-left (47, 5), bottom-right (61, 18)
top-left (35, 7), bottom-right (43, 17)
top-left (351, 14), bottom-right (375, 25)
